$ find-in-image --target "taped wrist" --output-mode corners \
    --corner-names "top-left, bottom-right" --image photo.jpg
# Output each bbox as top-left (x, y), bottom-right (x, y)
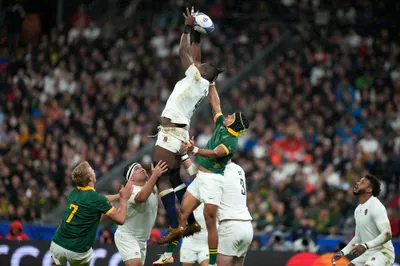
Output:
top-left (191, 30), bottom-right (201, 43)
top-left (184, 25), bottom-right (193, 34)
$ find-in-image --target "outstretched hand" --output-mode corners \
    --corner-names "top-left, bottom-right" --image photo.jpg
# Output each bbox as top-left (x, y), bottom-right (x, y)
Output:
top-left (182, 6), bottom-right (198, 27)
top-left (119, 180), bottom-right (134, 201)
top-left (150, 160), bottom-right (169, 179)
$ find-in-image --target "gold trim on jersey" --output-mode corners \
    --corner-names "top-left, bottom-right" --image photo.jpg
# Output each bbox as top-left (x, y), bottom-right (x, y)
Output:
top-left (77, 186), bottom-right (95, 191)
top-left (220, 144), bottom-right (230, 155)
top-left (227, 128), bottom-right (239, 137)
top-left (105, 206), bottom-right (115, 215)
top-left (214, 112), bottom-right (223, 123)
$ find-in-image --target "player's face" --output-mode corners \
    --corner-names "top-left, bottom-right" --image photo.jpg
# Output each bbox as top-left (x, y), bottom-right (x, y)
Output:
top-left (132, 165), bottom-right (148, 182)
top-left (353, 177), bottom-right (371, 196)
top-left (223, 113), bottom-right (235, 126)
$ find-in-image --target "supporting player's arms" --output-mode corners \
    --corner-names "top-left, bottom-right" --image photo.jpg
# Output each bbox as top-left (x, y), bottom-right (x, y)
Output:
top-left (106, 180), bottom-right (134, 225)
top-left (106, 201), bottom-right (128, 225)
top-left (135, 161), bottom-right (168, 203)
top-left (105, 194), bottom-right (120, 202)
top-left (186, 136), bottom-right (229, 159)
top-left (209, 84), bottom-right (222, 120)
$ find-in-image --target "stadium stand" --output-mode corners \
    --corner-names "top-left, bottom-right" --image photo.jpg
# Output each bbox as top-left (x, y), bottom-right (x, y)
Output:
top-left (0, 0), bottom-right (399, 254)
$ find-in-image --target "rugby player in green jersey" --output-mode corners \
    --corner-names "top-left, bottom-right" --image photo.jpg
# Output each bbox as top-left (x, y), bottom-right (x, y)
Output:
top-left (50, 161), bottom-right (134, 266)
top-left (156, 83), bottom-right (249, 266)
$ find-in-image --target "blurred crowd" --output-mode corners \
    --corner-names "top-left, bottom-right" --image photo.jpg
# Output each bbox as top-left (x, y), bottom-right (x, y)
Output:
top-left (0, 0), bottom-right (399, 253)
top-left (0, 3), bottom-right (279, 224)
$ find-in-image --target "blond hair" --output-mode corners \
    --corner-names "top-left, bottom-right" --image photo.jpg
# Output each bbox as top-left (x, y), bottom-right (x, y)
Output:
top-left (72, 161), bottom-right (92, 187)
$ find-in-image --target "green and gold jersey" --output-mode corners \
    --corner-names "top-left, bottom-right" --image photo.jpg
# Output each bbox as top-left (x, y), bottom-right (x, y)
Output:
top-left (52, 186), bottom-right (114, 253)
top-left (195, 114), bottom-right (238, 174)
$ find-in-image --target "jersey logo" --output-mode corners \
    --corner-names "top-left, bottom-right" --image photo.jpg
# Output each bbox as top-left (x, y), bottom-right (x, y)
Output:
top-left (365, 209), bottom-right (368, 215)
top-left (213, 162), bottom-right (220, 168)
top-left (163, 136), bottom-right (168, 142)
top-left (222, 135), bottom-right (229, 139)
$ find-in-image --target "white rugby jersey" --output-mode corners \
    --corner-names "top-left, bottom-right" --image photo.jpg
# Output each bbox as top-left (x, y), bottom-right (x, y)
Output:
top-left (218, 163), bottom-right (252, 221)
top-left (161, 64), bottom-right (210, 125)
top-left (181, 204), bottom-right (208, 249)
top-left (116, 185), bottom-right (158, 242)
top-left (354, 196), bottom-right (394, 253)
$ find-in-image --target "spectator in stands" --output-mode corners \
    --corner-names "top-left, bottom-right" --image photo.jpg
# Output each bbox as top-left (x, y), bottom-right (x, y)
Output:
top-left (98, 228), bottom-right (114, 244)
top-left (148, 228), bottom-right (161, 246)
top-left (6, 220), bottom-right (29, 240)
top-left (387, 207), bottom-right (399, 238)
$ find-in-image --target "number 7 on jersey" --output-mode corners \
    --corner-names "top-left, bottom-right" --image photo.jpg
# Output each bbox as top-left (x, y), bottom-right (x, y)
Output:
top-left (66, 203), bottom-right (78, 223)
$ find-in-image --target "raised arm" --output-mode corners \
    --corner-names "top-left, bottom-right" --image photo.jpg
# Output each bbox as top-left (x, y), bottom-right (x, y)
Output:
top-left (191, 30), bottom-right (201, 67)
top-left (180, 7), bottom-right (196, 70)
top-left (209, 83), bottom-right (222, 120)
top-left (134, 161), bottom-right (168, 203)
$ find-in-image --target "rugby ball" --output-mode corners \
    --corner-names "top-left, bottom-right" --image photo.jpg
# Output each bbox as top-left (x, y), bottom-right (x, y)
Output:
top-left (194, 12), bottom-right (215, 34)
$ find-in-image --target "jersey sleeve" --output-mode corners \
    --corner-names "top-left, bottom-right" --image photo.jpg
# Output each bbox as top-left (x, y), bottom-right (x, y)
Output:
top-left (214, 113), bottom-right (225, 128)
top-left (94, 193), bottom-right (114, 215)
top-left (185, 64), bottom-right (201, 82)
top-left (128, 186), bottom-right (142, 205)
top-left (371, 200), bottom-right (391, 232)
top-left (220, 138), bottom-right (238, 155)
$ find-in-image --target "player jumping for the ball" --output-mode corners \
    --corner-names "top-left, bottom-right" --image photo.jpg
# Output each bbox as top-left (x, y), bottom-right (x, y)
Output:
top-left (152, 5), bottom-right (223, 247)
top-left (331, 174), bottom-right (395, 266)
top-left (155, 82), bottom-right (250, 266)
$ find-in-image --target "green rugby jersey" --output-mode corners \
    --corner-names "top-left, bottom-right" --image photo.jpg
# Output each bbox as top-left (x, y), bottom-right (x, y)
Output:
top-left (195, 114), bottom-right (238, 174)
top-left (52, 186), bottom-right (114, 253)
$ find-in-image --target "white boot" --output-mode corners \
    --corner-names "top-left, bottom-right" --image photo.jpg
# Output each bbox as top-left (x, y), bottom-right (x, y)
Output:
top-left (153, 252), bottom-right (174, 264)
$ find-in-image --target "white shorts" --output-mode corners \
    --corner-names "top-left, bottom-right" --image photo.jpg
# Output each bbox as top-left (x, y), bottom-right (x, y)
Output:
top-left (180, 241), bottom-right (209, 264)
top-left (50, 241), bottom-right (92, 266)
top-left (155, 126), bottom-right (189, 154)
top-left (187, 170), bottom-right (224, 206)
top-left (350, 248), bottom-right (395, 266)
top-left (218, 220), bottom-right (253, 258)
top-left (114, 230), bottom-right (147, 263)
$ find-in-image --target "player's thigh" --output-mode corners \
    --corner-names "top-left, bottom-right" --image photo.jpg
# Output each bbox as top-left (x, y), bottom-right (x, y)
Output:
top-left (364, 250), bottom-right (395, 266)
top-left (181, 189), bottom-right (201, 216)
top-left (186, 177), bottom-right (202, 202)
top-left (124, 258), bottom-right (143, 266)
top-left (232, 256), bottom-right (245, 266)
top-left (50, 242), bottom-right (68, 266)
top-left (197, 247), bottom-right (209, 266)
top-left (180, 246), bottom-right (198, 264)
top-left (183, 263), bottom-right (196, 266)
top-left (114, 231), bottom-right (142, 262)
top-left (349, 253), bottom-right (368, 266)
top-left (154, 133), bottom-right (182, 167)
top-left (216, 253), bottom-right (234, 266)
top-left (198, 172), bottom-right (224, 206)
top-left (218, 221), bottom-right (252, 257)
top-left (68, 248), bottom-right (92, 266)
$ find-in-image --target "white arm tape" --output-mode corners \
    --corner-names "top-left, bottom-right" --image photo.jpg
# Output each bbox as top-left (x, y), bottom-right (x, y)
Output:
top-left (187, 164), bottom-right (198, 176)
top-left (192, 146), bottom-right (199, 155)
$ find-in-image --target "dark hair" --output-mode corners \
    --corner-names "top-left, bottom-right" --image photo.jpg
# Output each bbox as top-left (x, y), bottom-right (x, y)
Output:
top-left (365, 174), bottom-right (381, 197)
top-left (209, 63), bottom-right (225, 81)
top-left (229, 112), bottom-right (250, 133)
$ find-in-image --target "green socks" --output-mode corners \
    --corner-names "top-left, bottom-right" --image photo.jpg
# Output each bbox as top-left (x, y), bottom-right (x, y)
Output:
top-left (209, 248), bottom-right (218, 264)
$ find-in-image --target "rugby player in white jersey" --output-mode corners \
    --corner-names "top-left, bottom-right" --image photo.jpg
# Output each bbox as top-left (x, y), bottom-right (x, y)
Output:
top-left (153, 6), bottom-right (224, 246)
top-left (180, 204), bottom-right (209, 266)
top-left (114, 161), bottom-right (168, 266)
top-left (217, 161), bottom-right (253, 266)
top-left (331, 174), bottom-right (395, 266)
